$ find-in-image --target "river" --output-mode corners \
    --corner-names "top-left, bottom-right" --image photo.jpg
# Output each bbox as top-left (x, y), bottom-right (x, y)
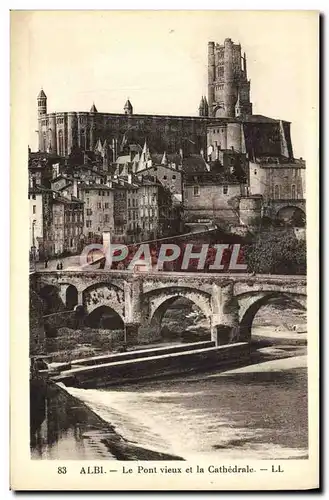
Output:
top-left (30, 344), bottom-right (308, 461)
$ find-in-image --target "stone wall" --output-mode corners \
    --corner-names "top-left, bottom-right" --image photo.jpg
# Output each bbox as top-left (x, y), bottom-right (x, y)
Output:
top-left (30, 290), bottom-right (46, 355)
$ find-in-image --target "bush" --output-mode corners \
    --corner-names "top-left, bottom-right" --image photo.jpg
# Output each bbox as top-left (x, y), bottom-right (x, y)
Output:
top-left (245, 228), bottom-right (306, 275)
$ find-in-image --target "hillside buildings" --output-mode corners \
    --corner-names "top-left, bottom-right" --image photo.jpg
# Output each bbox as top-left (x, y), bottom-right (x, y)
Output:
top-left (29, 38), bottom-right (306, 261)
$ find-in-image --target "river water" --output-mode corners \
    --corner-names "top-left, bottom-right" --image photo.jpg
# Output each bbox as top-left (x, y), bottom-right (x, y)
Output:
top-left (31, 346), bottom-right (308, 461)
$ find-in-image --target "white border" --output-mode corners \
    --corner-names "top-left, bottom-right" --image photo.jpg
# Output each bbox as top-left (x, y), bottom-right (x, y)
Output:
top-left (5, 2), bottom-right (325, 499)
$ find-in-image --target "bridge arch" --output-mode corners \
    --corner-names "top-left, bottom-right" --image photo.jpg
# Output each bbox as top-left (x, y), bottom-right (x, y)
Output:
top-left (65, 284), bottom-right (78, 310)
top-left (82, 282), bottom-right (125, 321)
top-left (276, 205), bottom-right (306, 226)
top-left (238, 291), bottom-right (306, 341)
top-left (85, 305), bottom-right (124, 330)
top-left (144, 287), bottom-right (212, 338)
top-left (149, 293), bottom-right (212, 340)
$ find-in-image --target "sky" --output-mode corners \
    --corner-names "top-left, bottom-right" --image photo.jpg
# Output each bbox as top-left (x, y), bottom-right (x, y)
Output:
top-left (20, 10), bottom-right (318, 159)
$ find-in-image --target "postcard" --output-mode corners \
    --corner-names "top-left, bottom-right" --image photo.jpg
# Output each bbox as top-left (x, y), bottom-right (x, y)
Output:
top-left (10, 10), bottom-right (319, 491)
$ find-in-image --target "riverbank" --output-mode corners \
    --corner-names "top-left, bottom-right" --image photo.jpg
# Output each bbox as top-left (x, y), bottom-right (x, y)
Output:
top-left (31, 381), bottom-right (183, 460)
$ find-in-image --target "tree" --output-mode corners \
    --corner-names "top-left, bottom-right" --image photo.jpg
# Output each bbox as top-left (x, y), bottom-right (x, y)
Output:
top-left (245, 228), bottom-right (306, 275)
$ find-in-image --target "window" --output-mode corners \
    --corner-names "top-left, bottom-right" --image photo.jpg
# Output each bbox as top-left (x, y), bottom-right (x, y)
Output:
top-left (254, 169), bottom-right (257, 175)
top-left (223, 185), bottom-right (228, 195)
top-left (86, 209), bottom-right (92, 216)
top-left (291, 184), bottom-right (296, 199)
top-left (104, 202), bottom-right (109, 209)
top-left (193, 186), bottom-right (200, 197)
top-left (97, 202), bottom-right (101, 209)
top-left (32, 205), bottom-right (36, 214)
top-left (98, 190), bottom-right (102, 196)
top-left (128, 199), bottom-right (131, 207)
top-left (104, 214), bottom-right (109, 223)
top-left (274, 185), bottom-right (280, 199)
top-left (85, 190), bottom-right (89, 194)
top-left (99, 214), bottom-right (103, 223)
top-left (58, 130), bottom-right (64, 156)
top-left (80, 129), bottom-right (86, 150)
top-left (86, 220), bottom-right (92, 228)
top-left (163, 175), bottom-right (167, 180)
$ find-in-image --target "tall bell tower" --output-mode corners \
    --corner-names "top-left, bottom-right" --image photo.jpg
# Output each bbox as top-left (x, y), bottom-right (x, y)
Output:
top-left (207, 39), bottom-right (252, 119)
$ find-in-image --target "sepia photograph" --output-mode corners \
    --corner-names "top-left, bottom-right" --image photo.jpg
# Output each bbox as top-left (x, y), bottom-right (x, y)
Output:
top-left (10, 8), bottom-right (319, 491)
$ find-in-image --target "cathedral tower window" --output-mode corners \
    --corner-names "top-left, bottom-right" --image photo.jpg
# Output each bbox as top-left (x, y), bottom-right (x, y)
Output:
top-left (291, 184), bottom-right (296, 199)
top-left (58, 130), bottom-right (64, 156)
top-left (42, 132), bottom-right (47, 151)
top-left (81, 129), bottom-right (86, 150)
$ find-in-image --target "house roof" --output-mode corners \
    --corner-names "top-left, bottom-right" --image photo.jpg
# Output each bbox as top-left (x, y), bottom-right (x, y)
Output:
top-left (182, 154), bottom-right (209, 173)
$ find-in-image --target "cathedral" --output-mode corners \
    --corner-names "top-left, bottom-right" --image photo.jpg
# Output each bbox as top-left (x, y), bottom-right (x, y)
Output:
top-left (37, 38), bottom-right (294, 160)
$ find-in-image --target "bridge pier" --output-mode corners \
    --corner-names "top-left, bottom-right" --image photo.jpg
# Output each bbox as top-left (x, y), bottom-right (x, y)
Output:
top-left (124, 278), bottom-right (143, 346)
top-left (124, 323), bottom-right (140, 347)
top-left (77, 290), bottom-right (83, 306)
top-left (211, 282), bottom-right (240, 346)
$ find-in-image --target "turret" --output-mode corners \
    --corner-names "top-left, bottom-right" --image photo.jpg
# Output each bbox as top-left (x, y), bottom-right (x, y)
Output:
top-left (37, 88), bottom-right (47, 118)
top-left (90, 103), bottom-right (98, 113)
top-left (208, 42), bottom-right (215, 117)
top-left (223, 38), bottom-right (235, 118)
top-left (203, 96), bottom-right (209, 117)
top-left (198, 96), bottom-right (205, 116)
top-left (243, 52), bottom-right (247, 78)
top-left (37, 89), bottom-right (47, 152)
top-left (124, 99), bottom-right (133, 115)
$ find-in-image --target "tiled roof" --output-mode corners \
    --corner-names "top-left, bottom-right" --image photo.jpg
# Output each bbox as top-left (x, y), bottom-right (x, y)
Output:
top-left (79, 182), bottom-right (113, 190)
top-left (151, 153), bottom-right (182, 165)
top-left (116, 155), bottom-right (131, 164)
top-left (182, 155), bottom-right (208, 173)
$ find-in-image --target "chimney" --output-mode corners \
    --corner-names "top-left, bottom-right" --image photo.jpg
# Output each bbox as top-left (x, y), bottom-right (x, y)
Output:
top-left (128, 173), bottom-right (132, 184)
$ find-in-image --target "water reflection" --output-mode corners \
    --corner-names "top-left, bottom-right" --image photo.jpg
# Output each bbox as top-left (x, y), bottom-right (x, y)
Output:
top-left (30, 382), bottom-right (117, 459)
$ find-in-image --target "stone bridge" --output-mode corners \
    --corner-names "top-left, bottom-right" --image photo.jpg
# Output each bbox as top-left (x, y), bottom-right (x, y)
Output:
top-left (266, 199), bottom-right (306, 221)
top-left (31, 270), bottom-right (307, 346)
